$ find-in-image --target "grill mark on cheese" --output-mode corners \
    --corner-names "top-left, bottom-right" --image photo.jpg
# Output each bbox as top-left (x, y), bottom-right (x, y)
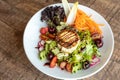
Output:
top-left (68, 39), bottom-right (78, 47)
top-left (65, 35), bottom-right (76, 42)
top-left (61, 32), bottom-right (72, 39)
top-left (59, 31), bottom-right (68, 37)
top-left (64, 33), bottom-right (75, 40)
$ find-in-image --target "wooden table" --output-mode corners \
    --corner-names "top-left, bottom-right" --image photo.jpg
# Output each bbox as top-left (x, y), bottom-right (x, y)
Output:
top-left (0, 0), bottom-right (120, 80)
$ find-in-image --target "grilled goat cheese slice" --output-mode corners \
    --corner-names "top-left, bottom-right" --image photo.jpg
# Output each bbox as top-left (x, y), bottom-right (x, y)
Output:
top-left (56, 29), bottom-right (80, 53)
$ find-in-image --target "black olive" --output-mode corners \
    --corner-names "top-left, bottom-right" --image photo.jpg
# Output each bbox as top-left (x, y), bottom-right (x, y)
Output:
top-left (44, 62), bottom-right (50, 66)
top-left (48, 27), bottom-right (56, 34)
top-left (47, 52), bottom-right (54, 61)
top-left (95, 39), bottom-right (103, 48)
top-left (82, 60), bottom-right (90, 69)
top-left (81, 47), bottom-right (86, 52)
top-left (91, 33), bottom-right (101, 40)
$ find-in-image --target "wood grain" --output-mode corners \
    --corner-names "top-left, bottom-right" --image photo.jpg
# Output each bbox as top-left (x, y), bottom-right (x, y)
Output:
top-left (0, 0), bottom-right (120, 80)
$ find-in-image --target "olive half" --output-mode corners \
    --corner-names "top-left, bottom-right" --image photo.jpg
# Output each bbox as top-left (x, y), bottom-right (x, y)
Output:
top-left (82, 60), bottom-right (90, 69)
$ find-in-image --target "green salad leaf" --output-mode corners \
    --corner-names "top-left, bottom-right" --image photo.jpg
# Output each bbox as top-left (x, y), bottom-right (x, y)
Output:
top-left (49, 41), bottom-right (57, 50)
top-left (39, 40), bottom-right (57, 60)
top-left (45, 43), bottom-right (49, 53)
top-left (68, 53), bottom-right (83, 63)
top-left (72, 62), bottom-right (82, 73)
top-left (52, 47), bottom-right (60, 55)
top-left (56, 22), bottom-right (68, 32)
top-left (39, 50), bottom-right (47, 60)
top-left (77, 30), bottom-right (100, 61)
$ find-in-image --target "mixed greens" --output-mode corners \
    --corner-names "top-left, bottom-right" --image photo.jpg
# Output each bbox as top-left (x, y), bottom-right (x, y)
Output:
top-left (36, 0), bottom-right (103, 73)
top-left (39, 29), bottom-right (101, 73)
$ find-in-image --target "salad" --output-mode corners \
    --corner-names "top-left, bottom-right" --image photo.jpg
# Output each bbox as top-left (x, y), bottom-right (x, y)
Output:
top-left (36, 0), bottom-right (104, 73)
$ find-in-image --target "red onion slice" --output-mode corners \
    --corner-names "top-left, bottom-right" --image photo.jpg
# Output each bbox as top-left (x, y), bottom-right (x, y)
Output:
top-left (38, 46), bottom-right (44, 51)
top-left (36, 40), bottom-right (45, 51)
top-left (41, 40), bottom-right (45, 45)
top-left (90, 57), bottom-right (100, 67)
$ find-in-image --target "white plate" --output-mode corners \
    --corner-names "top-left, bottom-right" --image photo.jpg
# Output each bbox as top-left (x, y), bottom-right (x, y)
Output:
top-left (23, 3), bottom-right (114, 80)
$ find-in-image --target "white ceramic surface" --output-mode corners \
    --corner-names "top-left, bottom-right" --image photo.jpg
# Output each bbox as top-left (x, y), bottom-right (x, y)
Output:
top-left (23, 3), bottom-right (114, 80)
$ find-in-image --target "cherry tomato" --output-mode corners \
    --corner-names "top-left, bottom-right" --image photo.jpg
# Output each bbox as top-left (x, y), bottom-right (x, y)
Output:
top-left (40, 27), bottom-right (48, 34)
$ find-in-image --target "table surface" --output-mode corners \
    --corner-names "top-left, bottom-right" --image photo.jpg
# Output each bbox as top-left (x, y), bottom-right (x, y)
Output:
top-left (0, 0), bottom-right (120, 80)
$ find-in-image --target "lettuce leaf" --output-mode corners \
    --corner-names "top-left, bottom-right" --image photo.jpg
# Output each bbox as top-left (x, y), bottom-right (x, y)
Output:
top-left (72, 62), bottom-right (82, 73)
top-left (39, 50), bottom-right (47, 60)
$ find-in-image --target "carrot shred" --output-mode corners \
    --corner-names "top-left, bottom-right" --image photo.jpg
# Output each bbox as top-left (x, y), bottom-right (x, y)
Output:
top-left (74, 9), bottom-right (103, 34)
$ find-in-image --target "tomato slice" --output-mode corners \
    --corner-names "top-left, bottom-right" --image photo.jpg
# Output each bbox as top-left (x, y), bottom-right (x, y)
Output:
top-left (66, 63), bottom-right (72, 72)
top-left (50, 56), bottom-right (57, 68)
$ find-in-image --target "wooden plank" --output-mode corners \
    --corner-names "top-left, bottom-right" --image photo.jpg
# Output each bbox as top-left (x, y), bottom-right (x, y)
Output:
top-left (90, 0), bottom-right (116, 18)
top-left (0, 54), bottom-right (38, 80)
top-left (0, 49), bottom-right (6, 63)
top-left (68, 0), bottom-right (96, 7)
top-left (0, 20), bottom-right (22, 58)
top-left (36, 74), bottom-right (57, 80)
top-left (108, 8), bottom-right (120, 64)
top-left (101, 61), bottom-right (120, 80)
top-left (0, 0), bottom-right (32, 31)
